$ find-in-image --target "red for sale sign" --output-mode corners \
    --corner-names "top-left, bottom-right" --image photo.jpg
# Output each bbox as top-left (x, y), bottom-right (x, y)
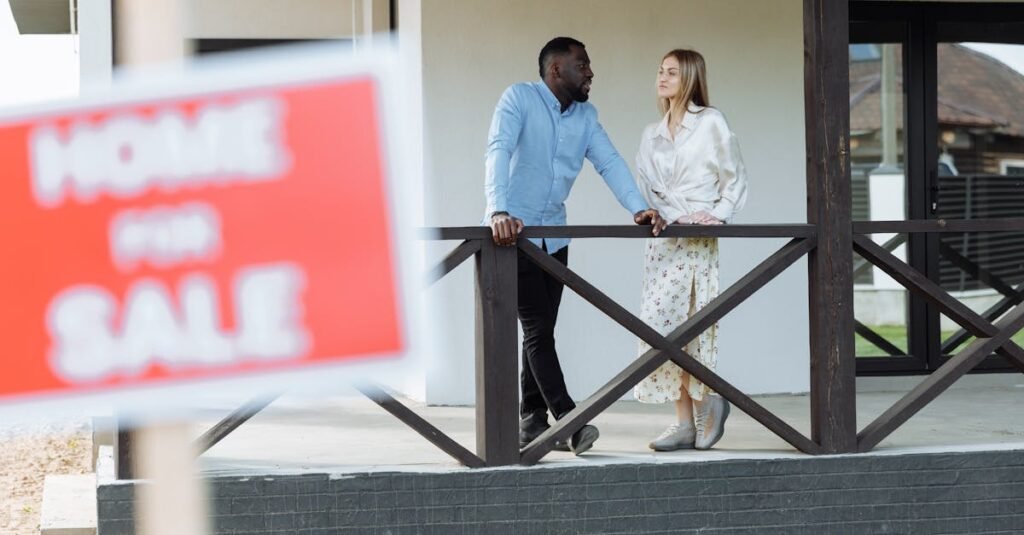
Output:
top-left (0, 61), bottom-right (406, 408)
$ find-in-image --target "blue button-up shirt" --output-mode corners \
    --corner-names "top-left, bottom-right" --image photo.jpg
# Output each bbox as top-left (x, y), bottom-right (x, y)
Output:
top-left (485, 80), bottom-right (648, 253)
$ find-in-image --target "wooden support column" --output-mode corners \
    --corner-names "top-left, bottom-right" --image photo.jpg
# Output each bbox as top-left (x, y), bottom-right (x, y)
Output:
top-left (474, 240), bottom-right (519, 465)
top-left (804, 0), bottom-right (857, 453)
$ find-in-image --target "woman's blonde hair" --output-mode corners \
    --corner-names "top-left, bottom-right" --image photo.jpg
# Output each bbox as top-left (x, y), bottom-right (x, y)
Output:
top-left (658, 49), bottom-right (710, 117)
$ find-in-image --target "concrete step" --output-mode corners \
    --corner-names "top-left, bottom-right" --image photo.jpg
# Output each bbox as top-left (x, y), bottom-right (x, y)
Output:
top-left (41, 474), bottom-right (97, 535)
top-left (96, 448), bottom-right (1024, 534)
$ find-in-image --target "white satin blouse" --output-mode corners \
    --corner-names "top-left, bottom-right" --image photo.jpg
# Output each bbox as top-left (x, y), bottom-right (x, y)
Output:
top-left (635, 104), bottom-right (748, 223)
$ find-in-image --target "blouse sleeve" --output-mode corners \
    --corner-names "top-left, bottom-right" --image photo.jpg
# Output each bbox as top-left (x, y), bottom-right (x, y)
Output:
top-left (708, 114), bottom-right (749, 223)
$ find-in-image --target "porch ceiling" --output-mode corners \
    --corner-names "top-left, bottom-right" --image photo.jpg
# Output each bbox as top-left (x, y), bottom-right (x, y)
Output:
top-left (8, 0), bottom-right (73, 35)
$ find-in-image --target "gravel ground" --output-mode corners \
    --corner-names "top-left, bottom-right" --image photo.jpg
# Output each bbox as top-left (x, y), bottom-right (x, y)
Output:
top-left (0, 421), bottom-right (92, 535)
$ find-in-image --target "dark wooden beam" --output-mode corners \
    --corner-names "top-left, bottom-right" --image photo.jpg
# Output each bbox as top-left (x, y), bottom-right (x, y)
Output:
top-left (520, 225), bottom-right (817, 239)
top-left (115, 419), bottom-right (134, 480)
top-left (425, 239), bottom-right (480, 286)
top-left (356, 383), bottom-right (486, 468)
top-left (857, 302), bottom-right (1024, 451)
top-left (942, 282), bottom-right (1024, 354)
top-left (855, 235), bottom-right (996, 338)
top-left (853, 217), bottom-right (1024, 234)
top-left (474, 241), bottom-right (520, 465)
top-left (853, 233), bottom-right (906, 280)
top-left (194, 394), bottom-right (280, 456)
top-left (421, 217), bottom-right (1024, 240)
top-left (937, 241), bottom-right (1017, 299)
top-left (518, 238), bottom-right (820, 463)
top-left (425, 225), bottom-right (816, 241)
top-left (804, 0), bottom-right (857, 454)
top-left (853, 234), bottom-right (1024, 372)
top-left (854, 320), bottom-right (906, 356)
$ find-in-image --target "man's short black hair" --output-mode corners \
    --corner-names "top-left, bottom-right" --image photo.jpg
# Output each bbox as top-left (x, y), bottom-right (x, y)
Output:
top-left (538, 37), bottom-right (585, 79)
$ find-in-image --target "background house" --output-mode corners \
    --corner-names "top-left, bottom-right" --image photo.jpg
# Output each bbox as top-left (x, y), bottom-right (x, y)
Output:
top-left (850, 42), bottom-right (1024, 337)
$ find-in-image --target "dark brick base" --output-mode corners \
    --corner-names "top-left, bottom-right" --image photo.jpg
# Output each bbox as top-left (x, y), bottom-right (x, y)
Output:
top-left (98, 449), bottom-right (1024, 534)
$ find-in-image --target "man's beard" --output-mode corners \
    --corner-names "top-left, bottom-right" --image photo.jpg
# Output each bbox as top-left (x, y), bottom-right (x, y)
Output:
top-left (571, 87), bottom-right (590, 102)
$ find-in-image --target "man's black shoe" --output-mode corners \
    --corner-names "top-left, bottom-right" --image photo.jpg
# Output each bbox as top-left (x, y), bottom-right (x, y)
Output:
top-left (570, 424), bottom-right (599, 456)
top-left (519, 414), bottom-right (570, 451)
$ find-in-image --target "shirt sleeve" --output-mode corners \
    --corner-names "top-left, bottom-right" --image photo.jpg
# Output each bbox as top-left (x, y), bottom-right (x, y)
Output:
top-left (484, 86), bottom-right (523, 217)
top-left (708, 114), bottom-right (749, 223)
top-left (585, 112), bottom-right (649, 216)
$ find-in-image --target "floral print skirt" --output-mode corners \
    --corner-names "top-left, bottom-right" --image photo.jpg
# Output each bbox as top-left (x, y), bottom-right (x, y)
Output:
top-left (633, 237), bottom-right (720, 403)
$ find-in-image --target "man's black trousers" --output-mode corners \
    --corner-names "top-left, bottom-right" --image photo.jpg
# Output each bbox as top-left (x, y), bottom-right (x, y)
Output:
top-left (518, 243), bottom-right (576, 421)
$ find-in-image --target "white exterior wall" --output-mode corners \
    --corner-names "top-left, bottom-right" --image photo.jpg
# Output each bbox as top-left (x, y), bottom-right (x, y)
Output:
top-left (78, 0), bottom-right (112, 93)
top-left (418, 0), bottom-right (810, 405)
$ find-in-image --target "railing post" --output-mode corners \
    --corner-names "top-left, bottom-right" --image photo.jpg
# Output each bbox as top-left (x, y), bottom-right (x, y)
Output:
top-left (474, 239), bottom-right (520, 465)
top-left (804, 0), bottom-right (857, 453)
top-left (115, 418), bottom-right (135, 479)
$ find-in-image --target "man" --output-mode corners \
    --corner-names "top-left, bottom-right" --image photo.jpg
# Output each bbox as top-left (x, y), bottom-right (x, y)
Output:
top-left (485, 36), bottom-right (666, 455)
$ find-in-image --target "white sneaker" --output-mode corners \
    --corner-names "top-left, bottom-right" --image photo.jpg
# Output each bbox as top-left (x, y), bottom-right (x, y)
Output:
top-left (648, 422), bottom-right (696, 451)
top-left (694, 395), bottom-right (730, 450)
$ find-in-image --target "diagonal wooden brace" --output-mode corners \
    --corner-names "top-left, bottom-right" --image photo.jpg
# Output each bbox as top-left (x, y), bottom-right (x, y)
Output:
top-left (425, 239), bottom-right (480, 286)
top-left (853, 235), bottom-right (1024, 449)
top-left (194, 394), bottom-right (280, 456)
top-left (937, 240), bottom-right (1018, 299)
top-left (854, 320), bottom-right (906, 356)
top-left (356, 382), bottom-right (486, 468)
top-left (517, 237), bottom-right (819, 464)
top-left (857, 302), bottom-right (1024, 451)
top-left (853, 233), bottom-right (906, 280)
top-left (853, 234), bottom-right (1024, 371)
top-left (942, 281), bottom-right (1024, 355)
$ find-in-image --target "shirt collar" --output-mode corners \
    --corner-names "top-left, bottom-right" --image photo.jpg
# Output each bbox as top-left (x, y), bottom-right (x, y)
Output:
top-left (535, 80), bottom-right (574, 114)
top-left (651, 103), bottom-right (706, 140)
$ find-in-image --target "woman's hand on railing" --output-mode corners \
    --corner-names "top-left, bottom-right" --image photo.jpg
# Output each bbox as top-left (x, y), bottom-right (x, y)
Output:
top-left (677, 211), bottom-right (723, 225)
top-left (634, 209), bottom-right (667, 236)
top-left (489, 212), bottom-right (524, 246)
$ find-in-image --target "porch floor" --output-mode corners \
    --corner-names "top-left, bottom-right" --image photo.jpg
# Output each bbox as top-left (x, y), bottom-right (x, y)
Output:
top-left (190, 374), bottom-right (1024, 477)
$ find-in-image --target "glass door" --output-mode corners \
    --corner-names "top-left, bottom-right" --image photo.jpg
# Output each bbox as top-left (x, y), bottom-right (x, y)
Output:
top-left (851, 3), bottom-right (1024, 375)
top-left (930, 23), bottom-right (1024, 371)
top-left (849, 21), bottom-right (931, 374)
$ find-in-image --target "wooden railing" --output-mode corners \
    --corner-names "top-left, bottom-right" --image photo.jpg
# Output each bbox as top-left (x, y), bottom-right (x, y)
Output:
top-left (424, 225), bottom-right (822, 465)
top-left (173, 224), bottom-right (823, 473)
top-left (852, 218), bottom-right (1024, 451)
top-left (853, 225), bottom-right (1024, 358)
top-left (112, 223), bottom-right (818, 476)
top-left (109, 218), bottom-right (1024, 477)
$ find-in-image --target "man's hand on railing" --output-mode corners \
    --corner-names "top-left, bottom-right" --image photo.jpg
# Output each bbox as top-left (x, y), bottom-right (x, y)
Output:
top-left (490, 212), bottom-right (524, 246)
top-left (633, 209), bottom-right (667, 236)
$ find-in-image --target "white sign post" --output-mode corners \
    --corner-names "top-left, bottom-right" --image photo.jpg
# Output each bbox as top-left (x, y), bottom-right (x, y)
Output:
top-left (115, 3), bottom-right (208, 534)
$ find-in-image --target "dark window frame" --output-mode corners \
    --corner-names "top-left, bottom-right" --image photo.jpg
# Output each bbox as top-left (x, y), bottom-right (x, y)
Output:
top-left (851, 1), bottom-right (1024, 376)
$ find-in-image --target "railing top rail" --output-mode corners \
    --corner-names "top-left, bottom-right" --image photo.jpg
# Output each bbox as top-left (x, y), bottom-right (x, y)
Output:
top-left (854, 218), bottom-right (1024, 234)
top-left (420, 224), bottom-right (816, 241)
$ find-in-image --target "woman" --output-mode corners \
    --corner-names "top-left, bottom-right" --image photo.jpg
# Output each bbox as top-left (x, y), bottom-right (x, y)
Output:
top-left (633, 49), bottom-right (748, 451)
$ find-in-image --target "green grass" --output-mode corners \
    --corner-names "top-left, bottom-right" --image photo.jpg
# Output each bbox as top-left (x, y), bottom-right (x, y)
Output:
top-left (856, 325), bottom-right (908, 357)
top-left (856, 324), bottom-right (1024, 357)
